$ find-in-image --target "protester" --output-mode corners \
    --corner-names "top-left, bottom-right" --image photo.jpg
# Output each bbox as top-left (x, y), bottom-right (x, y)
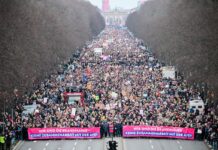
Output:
top-left (0, 134), bottom-right (5, 150)
top-left (1, 27), bottom-right (218, 146)
top-left (5, 133), bottom-right (12, 150)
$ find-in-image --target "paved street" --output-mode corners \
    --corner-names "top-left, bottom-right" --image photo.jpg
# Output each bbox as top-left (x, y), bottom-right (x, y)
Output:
top-left (14, 138), bottom-right (209, 150)
top-left (123, 139), bottom-right (209, 150)
top-left (14, 139), bottom-right (104, 150)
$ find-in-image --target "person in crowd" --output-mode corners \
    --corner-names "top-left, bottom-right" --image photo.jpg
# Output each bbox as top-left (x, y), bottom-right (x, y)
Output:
top-left (5, 133), bottom-right (12, 150)
top-left (0, 134), bottom-right (5, 150)
top-left (2, 27), bottom-right (218, 146)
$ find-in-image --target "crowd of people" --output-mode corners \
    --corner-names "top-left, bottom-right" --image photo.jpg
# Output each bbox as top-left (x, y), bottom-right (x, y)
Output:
top-left (1, 26), bottom-right (218, 149)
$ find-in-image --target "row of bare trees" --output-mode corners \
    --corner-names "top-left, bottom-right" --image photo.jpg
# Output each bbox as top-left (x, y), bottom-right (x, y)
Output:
top-left (126, 0), bottom-right (218, 104)
top-left (0, 0), bottom-right (105, 111)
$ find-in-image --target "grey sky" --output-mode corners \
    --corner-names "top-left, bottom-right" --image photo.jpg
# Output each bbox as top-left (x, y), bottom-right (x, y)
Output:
top-left (88, 0), bottom-right (139, 10)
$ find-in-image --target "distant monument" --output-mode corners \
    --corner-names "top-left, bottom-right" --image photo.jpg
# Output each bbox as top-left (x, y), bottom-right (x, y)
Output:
top-left (102, 9), bottom-right (130, 26)
top-left (101, 0), bottom-right (134, 26)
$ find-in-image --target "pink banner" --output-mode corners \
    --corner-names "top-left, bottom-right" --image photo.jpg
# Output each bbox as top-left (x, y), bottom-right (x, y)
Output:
top-left (28, 127), bottom-right (100, 140)
top-left (123, 126), bottom-right (195, 140)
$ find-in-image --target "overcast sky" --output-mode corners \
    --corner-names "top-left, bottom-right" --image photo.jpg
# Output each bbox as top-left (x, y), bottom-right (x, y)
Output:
top-left (88, 0), bottom-right (139, 10)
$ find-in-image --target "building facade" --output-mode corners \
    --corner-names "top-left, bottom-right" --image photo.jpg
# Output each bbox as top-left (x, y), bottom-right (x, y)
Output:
top-left (102, 9), bottom-right (130, 26)
top-left (101, 0), bottom-right (136, 26)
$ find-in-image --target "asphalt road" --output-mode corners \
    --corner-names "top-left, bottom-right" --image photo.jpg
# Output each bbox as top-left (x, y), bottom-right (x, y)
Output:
top-left (14, 138), bottom-right (209, 150)
top-left (123, 139), bottom-right (209, 150)
top-left (14, 139), bottom-right (104, 150)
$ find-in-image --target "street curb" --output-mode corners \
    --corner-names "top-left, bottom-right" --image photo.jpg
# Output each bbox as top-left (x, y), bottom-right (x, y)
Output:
top-left (12, 141), bottom-right (24, 150)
